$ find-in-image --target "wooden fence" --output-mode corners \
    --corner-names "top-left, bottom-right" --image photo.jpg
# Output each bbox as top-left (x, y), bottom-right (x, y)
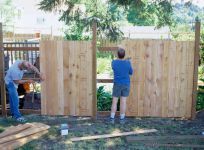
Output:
top-left (100, 39), bottom-right (195, 118)
top-left (40, 41), bottom-right (93, 116)
top-left (3, 42), bottom-right (39, 66)
top-left (108, 40), bottom-right (195, 118)
top-left (40, 39), bottom-right (196, 118)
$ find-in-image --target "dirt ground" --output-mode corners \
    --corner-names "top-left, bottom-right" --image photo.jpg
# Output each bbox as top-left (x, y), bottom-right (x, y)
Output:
top-left (0, 111), bottom-right (204, 150)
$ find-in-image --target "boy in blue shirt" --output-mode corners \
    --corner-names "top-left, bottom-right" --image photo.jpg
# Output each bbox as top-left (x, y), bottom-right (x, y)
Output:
top-left (110, 48), bottom-right (133, 123)
top-left (5, 60), bottom-right (44, 122)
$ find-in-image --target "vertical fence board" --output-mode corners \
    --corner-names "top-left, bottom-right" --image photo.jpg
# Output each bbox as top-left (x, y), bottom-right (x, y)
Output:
top-left (63, 42), bottom-right (70, 115)
top-left (155, 40), bottom-right (163, 116)
top-left (144, 40), bottom-right (152, 116)
top-left (40, 41), bottom-right (47, 115)
top-left (0, 23), bottom-right (7, 116)
top-left (186, 42), bottom-right (195, 118)
top-left (57, 41), bottom-right (64, 115)
top-left (162, 41), bottom-right (169, 117)
top-left (175, 42), bottom-right (182, 117)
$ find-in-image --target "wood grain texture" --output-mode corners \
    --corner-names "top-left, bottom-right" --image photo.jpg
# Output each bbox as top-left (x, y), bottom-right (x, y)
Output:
top-left (0, 23), bottom-right (7, 117)
top-left (0, 124), bottom-right (31, 139)
top-left (0, 123), bottom-right (49, 144)
top-left (0, 130), bottom-right (48, 150)
top-left (0, 123), bottom-right (49, 150)
top-left (70, 129), bottom-right (157, 142)
top-left (41, 41), bottom-right (93, 116)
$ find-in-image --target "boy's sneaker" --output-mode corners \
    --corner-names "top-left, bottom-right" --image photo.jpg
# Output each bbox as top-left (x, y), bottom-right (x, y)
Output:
top-left (119, 118), bottom-right (126, 124)
top-left (16, 117), bottom-right (27, 123)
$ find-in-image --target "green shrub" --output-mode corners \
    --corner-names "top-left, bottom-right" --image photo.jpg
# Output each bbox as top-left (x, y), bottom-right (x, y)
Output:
top-left (96, 51), bottom-right (114, 59)
top-left (97, 58), bottom-right (112, 75)
top-left (97, 86), bottom-right (112, 111)
top-left (198, 65), bottom-right (204, 81)
top-left (196, 89), bottom-right (204, 111)
top-left (198, 65), bottom-right (204, 111)
top-left (97, 86), bottom-right (120, 111)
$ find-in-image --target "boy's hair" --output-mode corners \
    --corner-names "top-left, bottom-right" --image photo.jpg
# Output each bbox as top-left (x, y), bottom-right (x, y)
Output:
top-left (117, 48), bottom-right (125, 59)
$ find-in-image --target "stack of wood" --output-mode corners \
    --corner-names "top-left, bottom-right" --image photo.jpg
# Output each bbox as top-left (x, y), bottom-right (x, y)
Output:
top-left (0, 123), bottom-right (50, 150)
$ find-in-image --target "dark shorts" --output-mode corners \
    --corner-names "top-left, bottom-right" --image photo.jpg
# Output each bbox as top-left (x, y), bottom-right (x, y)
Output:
top-left (112, 84), bottom-right (130, 97)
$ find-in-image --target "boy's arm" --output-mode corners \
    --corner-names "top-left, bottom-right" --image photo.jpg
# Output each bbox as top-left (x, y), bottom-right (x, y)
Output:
top-left (129, 61), bottom-right (133, 75)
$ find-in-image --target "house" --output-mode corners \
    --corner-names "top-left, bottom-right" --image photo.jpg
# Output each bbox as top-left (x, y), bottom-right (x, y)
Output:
top-left (120, 26), bottom-right (171, 39)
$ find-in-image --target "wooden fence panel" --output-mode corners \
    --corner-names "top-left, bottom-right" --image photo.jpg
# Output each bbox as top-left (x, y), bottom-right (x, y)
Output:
top-left (41, 39), bottom-right (194, 118)
top-left (101, 40), bottom-right (195, 118)
top-left (40, 41), bottom-right (93, 116)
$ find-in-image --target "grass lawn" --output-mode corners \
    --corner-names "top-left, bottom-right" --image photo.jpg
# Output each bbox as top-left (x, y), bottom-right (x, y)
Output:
top-left (0, 111), bottom-right (204, 150)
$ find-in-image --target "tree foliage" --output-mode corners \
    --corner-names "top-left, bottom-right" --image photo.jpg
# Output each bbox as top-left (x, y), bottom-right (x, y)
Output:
top-left (111, 0), bottom-right (174, 28)
top-left (39, 0), bottom-right (176, 41)
top-left (173, 2), bottom-right (204, 25)
top-left (39, 0), bottom-right (124, 41)
top-left (0, 0), bottom-right (17, 25)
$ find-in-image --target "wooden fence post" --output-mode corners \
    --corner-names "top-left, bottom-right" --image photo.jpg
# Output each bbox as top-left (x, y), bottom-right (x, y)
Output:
top-left (0, 23), bottom-right (7, 117)
top-left (191, 19), bottom-right (201, 119)
top-left (92, 20), bottom-right (97, 119)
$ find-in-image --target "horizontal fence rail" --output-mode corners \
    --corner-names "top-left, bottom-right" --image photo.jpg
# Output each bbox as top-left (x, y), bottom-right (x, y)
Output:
top-left (3, 42), bottom-right (39, 68)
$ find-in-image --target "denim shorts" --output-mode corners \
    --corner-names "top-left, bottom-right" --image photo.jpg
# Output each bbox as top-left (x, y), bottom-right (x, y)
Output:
top-left (112, 84), bottom-right (130, 97)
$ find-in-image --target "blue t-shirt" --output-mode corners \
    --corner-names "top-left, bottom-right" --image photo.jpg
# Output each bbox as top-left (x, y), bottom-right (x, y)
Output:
top-left (5, 60), bottom-right (25, 88)
top-left (112, 59), bottom-right (133, 86)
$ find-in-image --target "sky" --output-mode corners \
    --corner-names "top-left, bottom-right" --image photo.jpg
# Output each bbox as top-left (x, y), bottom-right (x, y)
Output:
top-left (11, 0), bottom-right (65, 34)
top-left (178, 0), bottom-right (204, 7)
top-left (189, 0), bottom-right (204, 6)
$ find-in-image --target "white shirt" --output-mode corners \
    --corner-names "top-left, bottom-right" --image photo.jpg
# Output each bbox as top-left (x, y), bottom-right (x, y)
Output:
top-left (5, 60), bottom-right (25, 88)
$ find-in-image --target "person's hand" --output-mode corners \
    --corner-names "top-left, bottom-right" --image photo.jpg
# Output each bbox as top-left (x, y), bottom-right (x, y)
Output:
top-left (39, 73), bottom-right (45, 81)
top-left (126, 57), bottom-right (131, 60)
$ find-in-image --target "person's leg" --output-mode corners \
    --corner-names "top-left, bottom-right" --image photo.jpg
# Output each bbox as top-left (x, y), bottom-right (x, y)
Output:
top-left (120, 85), bottom-right (130, 120)
top-left (7, 83), bottom-right (22, 119)
top-left (7, 84), bottom-right (14, 116)
top-left (8, 92), bottom-right (14, 117)
top-left (120, 96), bottom-right (127, 119)
top-left (110, 97), bottom-right (118, 119)
top-left (111, 84), bottom-right (121, 119)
